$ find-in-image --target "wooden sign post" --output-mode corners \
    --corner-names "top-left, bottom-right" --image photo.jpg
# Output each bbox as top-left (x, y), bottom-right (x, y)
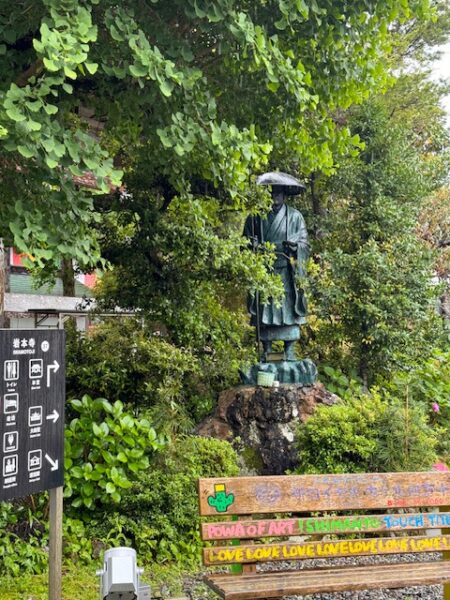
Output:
top-left (49, 486), bottom-right (64, 600)
top-left (0, 330), bottom-right (65, 600)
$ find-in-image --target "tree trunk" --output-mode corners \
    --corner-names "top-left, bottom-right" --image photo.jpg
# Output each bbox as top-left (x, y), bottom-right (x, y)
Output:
top-left (359, 356), bottom-right (369, 392)
top-left (310, 172), bottom-right (325, 240)
top-left (61, 258), bottom-right (75, 297)
top-left (310, 172), bottom-right (321, 216)
top-left (358, 338), bottom-right (370, 392)
top-left (439, 291), bottom-right (450, 321)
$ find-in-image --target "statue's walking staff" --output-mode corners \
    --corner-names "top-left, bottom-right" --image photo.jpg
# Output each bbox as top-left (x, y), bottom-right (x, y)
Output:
top-left (251, 215), bottom-right (263, 362)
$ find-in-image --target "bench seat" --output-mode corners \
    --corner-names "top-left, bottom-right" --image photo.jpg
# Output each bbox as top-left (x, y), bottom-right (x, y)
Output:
top-left (205, 561), bottom-right (450, 599)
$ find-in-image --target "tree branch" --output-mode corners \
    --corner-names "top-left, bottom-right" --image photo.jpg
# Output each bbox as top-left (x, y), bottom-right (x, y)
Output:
top-left (16, 59), bottom-right (44, 87)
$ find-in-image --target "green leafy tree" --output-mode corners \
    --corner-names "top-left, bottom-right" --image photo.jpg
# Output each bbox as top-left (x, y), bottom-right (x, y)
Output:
top-left (419, 186), bottom-right (450, 329)
top-left (2, 1), bottom-right (443, 392)
top-left (298, 2), bottom-right (450, 385)
top-left (0, 0), bottom-right (433, 281)
top-left (305, 102), bottom-right (445, 385)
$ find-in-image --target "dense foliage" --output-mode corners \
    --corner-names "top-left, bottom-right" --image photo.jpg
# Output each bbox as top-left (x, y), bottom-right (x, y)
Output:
top-left (296, 391), bottom-right (438, 474)
top-left (0, 0), bottom-right (432, 282)
top-left (64, 395), bottom-right (164, 508)
top-left (384, 349), bottom-right (450, 462)
top-left (298, 350), bottom-right (450, 474)
top-left (419, 187), bottom-right (450, 326)
top-left (304, 103), bottom-right (445, 385)
top-left (89, 436), bottom-right (240, 563)
top-left (0, 0), bottom-right (450, 586)
top-left (66, 316), bottom-right (252, 427)
top-left (0, 428), bottom-right (239, 576)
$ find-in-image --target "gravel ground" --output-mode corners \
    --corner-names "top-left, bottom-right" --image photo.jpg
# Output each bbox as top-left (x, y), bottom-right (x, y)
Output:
top-left (184, 553), bottom-right (444, 600)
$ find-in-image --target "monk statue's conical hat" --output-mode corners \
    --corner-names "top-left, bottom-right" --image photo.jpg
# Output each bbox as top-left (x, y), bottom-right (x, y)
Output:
top-left (256, 171), bottom-right (306, 195)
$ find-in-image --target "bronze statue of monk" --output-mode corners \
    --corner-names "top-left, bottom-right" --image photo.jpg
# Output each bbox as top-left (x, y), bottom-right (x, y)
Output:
top-left (244, 172), bottom-right (309, 361)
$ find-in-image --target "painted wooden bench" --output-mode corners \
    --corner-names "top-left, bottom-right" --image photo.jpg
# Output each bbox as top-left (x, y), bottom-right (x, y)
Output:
top-left (198, 472), bottom-right (450, 599)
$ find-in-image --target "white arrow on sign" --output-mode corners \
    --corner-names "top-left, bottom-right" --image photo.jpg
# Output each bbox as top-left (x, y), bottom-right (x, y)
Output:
top-left (46, 360), bottom-right (60, 388)
top-left (46, 410), bottom-right (59, 424)
top-left (45, 453), bottom-right (59, 471)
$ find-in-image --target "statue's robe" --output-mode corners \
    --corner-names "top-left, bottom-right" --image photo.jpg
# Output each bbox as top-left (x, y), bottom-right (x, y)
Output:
top-left (244, 204), bottom-right (309, 338)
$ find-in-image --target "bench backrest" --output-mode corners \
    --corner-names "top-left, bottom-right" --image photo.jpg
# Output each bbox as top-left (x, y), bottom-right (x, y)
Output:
top-left (198, 472), bottom-right (450, 568)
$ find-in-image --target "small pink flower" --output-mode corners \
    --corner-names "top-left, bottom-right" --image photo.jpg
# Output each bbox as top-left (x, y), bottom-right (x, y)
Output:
top-left (432, 402), bottom-right (440, 413)
top-left (432, 462), bottom-right (449, 472)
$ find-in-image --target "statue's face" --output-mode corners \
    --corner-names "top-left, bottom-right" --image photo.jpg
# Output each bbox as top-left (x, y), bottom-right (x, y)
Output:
top-left (271, 186), bottom-right (286, 211)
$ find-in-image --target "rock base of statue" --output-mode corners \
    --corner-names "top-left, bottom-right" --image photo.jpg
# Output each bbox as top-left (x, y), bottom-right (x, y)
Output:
top-left (196, 383), bottom-right (338, 475)
top-left (240, 358), bottom-right (317, 386)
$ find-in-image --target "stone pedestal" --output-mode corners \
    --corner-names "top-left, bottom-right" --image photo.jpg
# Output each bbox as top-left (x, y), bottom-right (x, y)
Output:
top-left (240, 358), bottom-right (317, 385)
top-left (196, 383), bottom-right (338, 475)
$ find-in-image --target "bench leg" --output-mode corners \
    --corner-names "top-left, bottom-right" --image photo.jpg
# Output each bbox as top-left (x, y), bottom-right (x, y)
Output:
top-left (442, 506), bottom-right (450, 600)
top-left (445, 566), bottom-right (450, 600)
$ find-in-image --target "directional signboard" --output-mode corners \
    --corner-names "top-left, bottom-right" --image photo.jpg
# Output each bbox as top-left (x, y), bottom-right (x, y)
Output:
top-left (0, 330), bottom-right (64, 501)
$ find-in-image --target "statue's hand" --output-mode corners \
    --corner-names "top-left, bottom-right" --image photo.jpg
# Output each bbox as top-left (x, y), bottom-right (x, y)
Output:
top-left (248, 235), bottom-right (259, 251)
top-left (283, 241), bottom-right (298, 255)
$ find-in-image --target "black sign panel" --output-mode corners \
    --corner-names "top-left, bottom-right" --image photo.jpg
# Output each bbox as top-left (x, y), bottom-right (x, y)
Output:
top-left (0, 330), bottom-right (65, 501)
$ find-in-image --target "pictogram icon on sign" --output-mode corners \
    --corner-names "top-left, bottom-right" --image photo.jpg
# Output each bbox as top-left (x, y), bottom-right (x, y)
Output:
top-left (46, 409), bottom-right (59, 424)
top-left (28, 450), bottom-right (42, 472)
top-left (28, 406), bottom-right (43, 427)
top-left (3, 393), bottom-right (18, 414)
top-left (3, 455), bottom-right (18, 476)
top-left (29, 359), bottom-right (43, 379)
top-left (44, 453), bottom-right (59, 472)
top-left (3, 431), bottom-right (18, 453)
top-left (4, 360), bottom-right (19, 381)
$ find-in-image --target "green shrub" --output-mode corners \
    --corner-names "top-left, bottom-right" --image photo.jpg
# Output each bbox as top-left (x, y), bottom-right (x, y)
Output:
top-left (319, 364), bottom-right (364, 400)
top-left (375, 399), bottom-right (438, 471)
top-left (0, 498), bottom-right (48, 576)
top-left (296, 394), bottom-right (383, 474)
top-left (296, 392), bottom-right (438, 474)
top-left (64, 395), bottom-right (164, 509)
top-left (88, 436), bottom-right (240, 565)
top-left (386, 349), bottom-right (450, 415)
top-left (66, 318), bottom-right (239, 430)
top-left (0, 529), bottom-right (48, 576)
top-left (383, 349), bottom-right (450, 461)
top-left (66, 319), bottom-right (203, 427)
top-left (0, 495), bottom-right (97, 575)
top-left (63, 517), bottom-right (95, 563)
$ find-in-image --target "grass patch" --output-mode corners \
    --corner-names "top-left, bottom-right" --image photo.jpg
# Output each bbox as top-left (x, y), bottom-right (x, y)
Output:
top-left (0, 564), bottom-right (98, 600)
top-left (0, 561), bottom-right (207, 599)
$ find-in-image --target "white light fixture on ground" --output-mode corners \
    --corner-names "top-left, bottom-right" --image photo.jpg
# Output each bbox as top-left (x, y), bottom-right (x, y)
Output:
top-left (97, 547), bottom-right (151, 600)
